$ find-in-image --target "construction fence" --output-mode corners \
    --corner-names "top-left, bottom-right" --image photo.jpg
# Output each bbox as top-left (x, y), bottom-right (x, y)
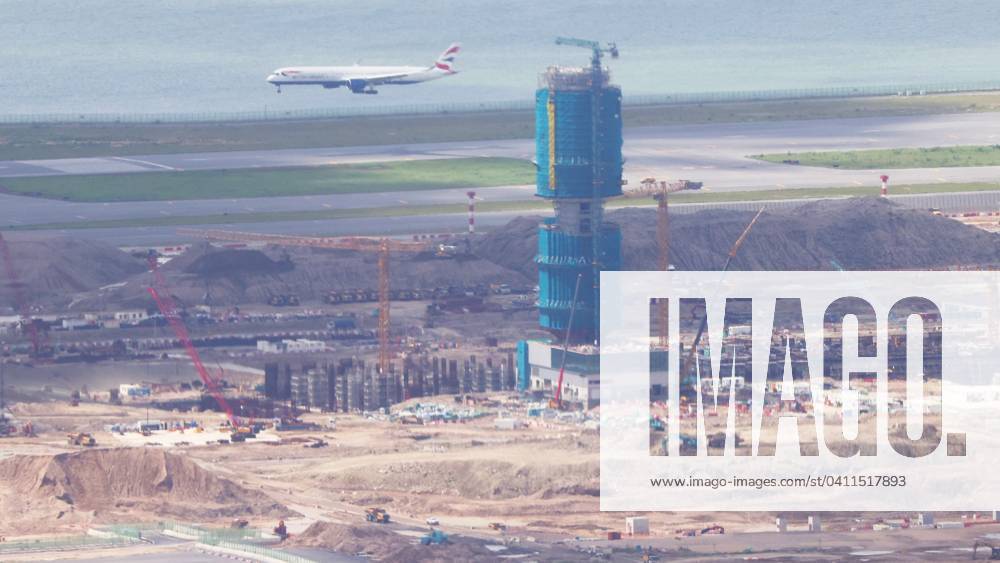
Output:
top-left (0, 533), bottom-right (139, 555)
top-left (2, 80), bottom-right (999, 125)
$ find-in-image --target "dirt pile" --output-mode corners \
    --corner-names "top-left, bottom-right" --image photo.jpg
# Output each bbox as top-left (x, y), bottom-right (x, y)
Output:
top-left (294, 521), bottom-right (499, 562)
top-left (0, 448), bottom-right (291, 534)
top-left (80, 243), bottom-right (532, 308)
top-left (328, 458), bottom-right (598, 501)
top-left (178, 242), bottom-right (294, 277)
top-left (0, 237), bottom-right (146, 311)
top-left (19, 197), bottom-right (1000, 310)
top-left (479, 197), bottom-right (1000, 273)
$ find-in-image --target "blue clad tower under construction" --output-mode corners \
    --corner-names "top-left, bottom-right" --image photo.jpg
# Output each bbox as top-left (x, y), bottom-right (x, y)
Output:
top-left (535, 56), bottom-right (623, 344)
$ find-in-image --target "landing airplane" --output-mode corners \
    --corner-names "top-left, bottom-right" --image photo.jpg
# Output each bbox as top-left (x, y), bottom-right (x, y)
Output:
top-left (267, 43), bottom-right (461, 95)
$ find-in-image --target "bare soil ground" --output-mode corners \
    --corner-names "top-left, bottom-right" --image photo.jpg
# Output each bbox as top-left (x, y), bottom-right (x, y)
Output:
top-left (5, 197), bottom-right (997, 313)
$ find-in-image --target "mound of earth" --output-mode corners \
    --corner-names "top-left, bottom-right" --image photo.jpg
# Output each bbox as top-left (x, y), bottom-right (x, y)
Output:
top-left (0, 448), bottom-right (292, 534)
top-left (478, 197), bottom-right (1000, 274)
top-left (326, 457), bottom-right (598, 501)
top-left (180, 244), bottom-right (294, 277)
top-left (79, 241), bottom-right (532, 308)
top-left (0, 236), bottom-right (145, 311)
top-left (294, 521), bottom-right (500, 562)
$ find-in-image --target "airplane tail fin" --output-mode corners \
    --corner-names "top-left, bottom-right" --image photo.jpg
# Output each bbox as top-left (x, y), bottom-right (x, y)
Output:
top-left (434, 43), bottom-right (461, 73)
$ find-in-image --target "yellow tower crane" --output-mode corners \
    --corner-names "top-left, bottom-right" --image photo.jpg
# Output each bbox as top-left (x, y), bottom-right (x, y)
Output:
top-left (178, 229), bottom-right (429, 374)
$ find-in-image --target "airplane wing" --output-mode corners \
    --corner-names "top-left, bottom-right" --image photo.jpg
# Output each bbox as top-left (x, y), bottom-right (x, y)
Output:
top-left (346, 72), bottom-right (411, 85)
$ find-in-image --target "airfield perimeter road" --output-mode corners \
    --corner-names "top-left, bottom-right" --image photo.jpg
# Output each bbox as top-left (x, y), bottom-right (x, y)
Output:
top-left (1, 112), bottom-right (999, 240)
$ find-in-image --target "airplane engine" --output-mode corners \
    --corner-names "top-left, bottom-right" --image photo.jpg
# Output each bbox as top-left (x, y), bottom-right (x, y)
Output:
top-left (347, 79), bottom-right (377, 94)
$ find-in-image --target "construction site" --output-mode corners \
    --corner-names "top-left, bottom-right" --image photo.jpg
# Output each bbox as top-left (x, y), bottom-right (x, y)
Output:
top-left (0, 38), bottom-right (999, 562)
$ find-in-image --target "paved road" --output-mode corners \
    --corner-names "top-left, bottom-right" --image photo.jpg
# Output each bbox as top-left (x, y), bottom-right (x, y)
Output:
top-left (1, 113), bottom-right (999, 238)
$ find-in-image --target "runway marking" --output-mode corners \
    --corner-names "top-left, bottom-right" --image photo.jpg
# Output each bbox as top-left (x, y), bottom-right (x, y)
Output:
top-left (110, 156), bottom-right (178, 171)
top-left (852, 181), bottom-right (863, 186)
top-left (937, 177), bottom-right (947, 182)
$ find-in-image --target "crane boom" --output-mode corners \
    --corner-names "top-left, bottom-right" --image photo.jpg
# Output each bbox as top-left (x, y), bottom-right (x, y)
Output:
top-left (679, 208), bottom-right (765, 382)
top-left (146, 259), bottom-right (239, 429)
top-left (551, 274), bottom-right (583, 409)
top-left (178, 228), bottom-right (429, 374)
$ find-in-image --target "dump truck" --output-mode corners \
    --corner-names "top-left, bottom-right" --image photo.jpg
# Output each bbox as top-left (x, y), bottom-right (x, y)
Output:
top-left (365, 507), bottom-right (390, 524)
top-left (67, 433), bottom-right (96, 447)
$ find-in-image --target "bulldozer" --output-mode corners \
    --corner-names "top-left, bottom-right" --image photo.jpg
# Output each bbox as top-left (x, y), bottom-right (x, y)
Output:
top-left (365, 507), bottom-right (391, 524)
top-left (67, 432), bottom-right (96, 447)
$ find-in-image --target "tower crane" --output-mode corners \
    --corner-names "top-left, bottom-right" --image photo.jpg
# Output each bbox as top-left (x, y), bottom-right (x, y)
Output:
top-left (554, 37), bottom-right (619, 73)
top-left (554, 37), bottom-right (619, 345)
top-left (634, 179), bottom-right (702, 346)
top-left (178, 229), bottom-right (430, 374)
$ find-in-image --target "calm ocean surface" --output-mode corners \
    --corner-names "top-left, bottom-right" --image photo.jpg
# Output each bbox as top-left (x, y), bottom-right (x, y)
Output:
top-left (1, 0), bottom-right (999, 116)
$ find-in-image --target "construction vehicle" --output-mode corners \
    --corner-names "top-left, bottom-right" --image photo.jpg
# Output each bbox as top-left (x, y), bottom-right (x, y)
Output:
top-left (268, 294), bottom-right (300, 307)
top-left (273, 520), bottom-right (288, 541)
top-left (69, 390), bottom-right (81, 407)
top-left (180, 229), bottom-right (430, 375)
top-left (230, 518), bottom-right (249, 529)
top-left (420, 529), bottom-right (449, 545)
top-left (677, 209), bottom-right (764, 404)
top-left (548, 274), bottom-right (583, 410)
top-left (146, 256), bottom-right (255, 442)
top-left (67, 432), bottom-right (96, 447)
top-left (365, 507), bottom-right (391, 524)
top-left (488, 522), bottom-right (508, 532)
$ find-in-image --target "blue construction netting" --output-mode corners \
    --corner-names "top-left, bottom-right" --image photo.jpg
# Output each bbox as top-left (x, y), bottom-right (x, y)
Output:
top-left (534, 87), bottom-right (623, 199)
top-left (536, 221), bottom-right (621, 341)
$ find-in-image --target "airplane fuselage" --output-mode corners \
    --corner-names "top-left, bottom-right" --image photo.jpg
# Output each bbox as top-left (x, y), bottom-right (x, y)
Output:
top-left (267, 43), bottom-right (460, 95)
top-left (267, 65), bottom-right (442, 88)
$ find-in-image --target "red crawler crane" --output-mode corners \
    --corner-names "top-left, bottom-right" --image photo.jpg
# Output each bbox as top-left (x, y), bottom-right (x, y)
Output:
top-left (146, 256), bottom-right (244, 435)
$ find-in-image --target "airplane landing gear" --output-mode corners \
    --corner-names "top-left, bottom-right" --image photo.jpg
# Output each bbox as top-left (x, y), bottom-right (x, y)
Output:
top-left (275, 85), bottom-right (282, 94)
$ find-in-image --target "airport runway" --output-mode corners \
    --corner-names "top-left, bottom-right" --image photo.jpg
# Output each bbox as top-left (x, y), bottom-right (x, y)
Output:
top-left (6, 191), bottom-right (995, 247)
top-left (1, 113), bottom-right (999, 239)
